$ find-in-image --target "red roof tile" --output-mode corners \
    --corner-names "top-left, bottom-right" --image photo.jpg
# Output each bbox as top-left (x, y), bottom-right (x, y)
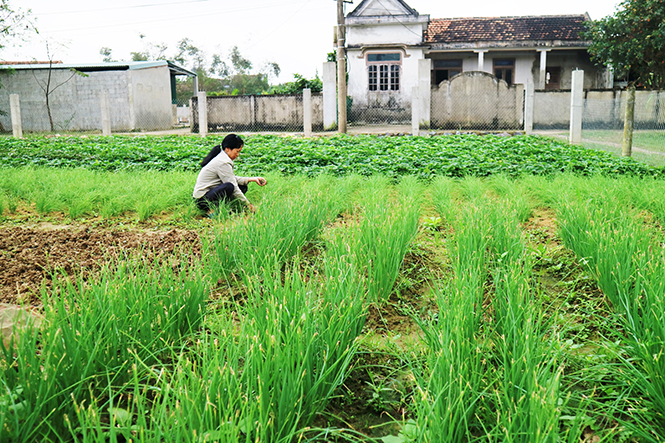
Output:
top-left (425, 15), bottom-right (588, 43)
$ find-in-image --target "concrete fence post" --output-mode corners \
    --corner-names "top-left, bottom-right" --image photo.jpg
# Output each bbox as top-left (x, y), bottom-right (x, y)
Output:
top-left (569, 70), bottom-right (584, 144)
top-left (249, 95), bottom-right (256, 130)
top-left (418, 59), bottom-right (431, 129)
top-left (524, 78), bottom-right (534, 134)
top-left (411, 86), bottom-right (420, 136)
top-left (303, 88), bottom-right (312, 137)
top-left (622, 85), bottom-right (636, 157)
top-left (197, 91), bottom-right (208, 137)
top-left (9, 94), bottom-right (22, 138)
top-left (100, 91), bottom-right (112, 136)
top-left (322, 62), bottom-right (337, 130)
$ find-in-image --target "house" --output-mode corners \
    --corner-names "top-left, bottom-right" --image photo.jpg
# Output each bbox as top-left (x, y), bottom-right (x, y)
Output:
top-left (344, 0), bottom-right (610, 121)
top-left (0, 60), bottom-right (196, 132)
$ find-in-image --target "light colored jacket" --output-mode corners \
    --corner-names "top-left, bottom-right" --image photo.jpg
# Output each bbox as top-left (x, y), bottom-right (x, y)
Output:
top-left (192, 150), bottom-right (250, 205)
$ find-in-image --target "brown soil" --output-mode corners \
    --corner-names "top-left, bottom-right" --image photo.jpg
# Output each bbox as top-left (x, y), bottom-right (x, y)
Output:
top-left (0, 224), bottom-right (200, 305)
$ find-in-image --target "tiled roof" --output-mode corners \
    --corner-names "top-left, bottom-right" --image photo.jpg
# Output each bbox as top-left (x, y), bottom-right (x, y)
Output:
top-left (425, 15), bottom-right (588, 43)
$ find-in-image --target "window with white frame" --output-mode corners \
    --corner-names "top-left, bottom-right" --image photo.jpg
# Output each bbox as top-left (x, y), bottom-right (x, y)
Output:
top-left (367, 53), bottom-right (401, 92)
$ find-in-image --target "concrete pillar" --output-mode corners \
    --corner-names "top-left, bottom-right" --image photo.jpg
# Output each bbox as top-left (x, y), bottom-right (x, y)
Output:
top-left (322, 62), bottom-right (337, 130)
top-left (127, 81), bottom-right (136, 131)
top-left (524, 78), bottom-right (534, 134)
top-left (193, 76), bottom-right (199, 97)
top-left (411, 86), bottom-right (420, 136)
top-left (249, 95), bottom-right (256, 130)
top-left (198, 91), bottom-right (208, 137)
top-left (418, 59), bottom-right (431, 129)
top-left (569, 70), bottom-right (584, 144)
top-left (475, 50), bottom-right (487, 72)
top-left (100, 91), bottom-right (111, 136)
top-left (622, 85), bottom-right (636, 157)
top-left (188, 98), bottom-right (194, 131)
top-left (9, 94), bottom-right (22, 138)
top-left (303, 88), bottom-right (312, 137)
top-left (538, 49), bottom-right (550, 89)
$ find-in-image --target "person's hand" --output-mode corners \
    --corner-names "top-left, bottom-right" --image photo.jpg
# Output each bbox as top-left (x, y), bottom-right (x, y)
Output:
top-left (248, 203), bottom-right (257, 213)
top-left (255, 177), bottom-right (267, 186)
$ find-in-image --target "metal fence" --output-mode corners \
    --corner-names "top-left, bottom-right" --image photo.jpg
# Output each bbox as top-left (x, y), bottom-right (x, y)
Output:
top-left (579, 90), bottom-right (665, 165)
top-left (191, 93), bottom-right (324, 133)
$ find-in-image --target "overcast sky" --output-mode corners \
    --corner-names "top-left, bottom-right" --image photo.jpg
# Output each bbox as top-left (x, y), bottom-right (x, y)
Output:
top-left (4, 0), bottom-right (620, 82)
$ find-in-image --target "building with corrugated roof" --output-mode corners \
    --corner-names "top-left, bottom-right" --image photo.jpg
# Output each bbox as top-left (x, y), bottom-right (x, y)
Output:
top-left (0, 60), bottom-right (196, 132)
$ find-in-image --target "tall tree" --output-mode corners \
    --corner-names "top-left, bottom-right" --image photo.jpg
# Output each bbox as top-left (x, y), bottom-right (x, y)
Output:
top-left (173, 38), bottom-right (206, 71)
top-left (0, 0), bottom-right (36, 52)
top-left (584, 0), bottom-right (665, 88)
top-left (99, 47), bottom-right (115, 63)
top-left (229, 46), bottom-right (252, 74)
top-left (130, 33), bottom-right (167, 62)
top-left (34, 41), bottom-right (87, 131)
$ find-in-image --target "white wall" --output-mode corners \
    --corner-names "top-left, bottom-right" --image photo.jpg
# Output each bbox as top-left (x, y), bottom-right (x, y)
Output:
top-left (0, 69), bottom-right (133, 131)
top-left (347, 47), bottom-right (425, 113)
top-left (0, 65), bottom-right (175, 132)
top-left (347, 22), bottom-right (424, 46)
top-left (129, 66), bottom-right (174, 131)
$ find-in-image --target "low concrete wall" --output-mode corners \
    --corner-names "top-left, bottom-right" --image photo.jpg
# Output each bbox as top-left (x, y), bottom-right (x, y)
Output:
top-left (534, 89), bottom-right (665, 130)
top-left (0, 66), bottom-right (175, 132)
top-left (431, 71), bottom-right (524, 130)
top-left (192, 93), bottom-right (323, 132)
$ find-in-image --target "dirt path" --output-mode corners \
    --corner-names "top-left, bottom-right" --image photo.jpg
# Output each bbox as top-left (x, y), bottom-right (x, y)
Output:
top-left (0, 225), bottom-right (200, 305)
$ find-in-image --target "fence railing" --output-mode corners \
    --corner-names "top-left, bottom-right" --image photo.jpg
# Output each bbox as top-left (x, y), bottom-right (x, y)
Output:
top-left (190, 93), bottom-right (324, 133)
top-left (5, 67), bottom-right (664, 160)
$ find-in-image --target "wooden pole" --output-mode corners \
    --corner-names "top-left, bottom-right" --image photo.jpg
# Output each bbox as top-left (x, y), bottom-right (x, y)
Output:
top-left (622, 84), bottom-right (635, 157)
top-left (336, 0), bottom-right (347, 133)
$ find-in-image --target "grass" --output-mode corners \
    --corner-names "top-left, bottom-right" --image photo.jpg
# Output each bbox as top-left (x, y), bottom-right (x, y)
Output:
top-left (3, 172), bottom-right (665, 441)
top-left (545, 129), bottom-right (665, 167)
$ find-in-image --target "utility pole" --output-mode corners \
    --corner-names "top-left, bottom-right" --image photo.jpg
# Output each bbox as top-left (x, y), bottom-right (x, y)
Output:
top-left (336, 0), bottom-right (347, 133)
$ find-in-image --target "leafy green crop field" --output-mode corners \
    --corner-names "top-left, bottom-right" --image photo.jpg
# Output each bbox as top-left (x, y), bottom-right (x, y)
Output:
top-left (1, 133), bottom-right (662, 178)
top-left (1, 135), bottom-right (665, 442)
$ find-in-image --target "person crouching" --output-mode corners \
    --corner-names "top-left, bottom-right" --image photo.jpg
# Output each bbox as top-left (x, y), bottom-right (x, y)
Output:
top-left (193, 133), bottom-right (267, 215)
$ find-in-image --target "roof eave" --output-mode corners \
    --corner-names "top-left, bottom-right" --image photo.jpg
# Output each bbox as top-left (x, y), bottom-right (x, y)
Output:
top-left (426, 40), bottom-right (591, 50)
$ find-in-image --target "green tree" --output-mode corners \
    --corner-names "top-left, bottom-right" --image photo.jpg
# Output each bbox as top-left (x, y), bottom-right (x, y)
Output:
top-left (584, 0), bottom-right (665, 88)
top-left (173, 38), bottom-right (206, 71)
top-left (229, 46), bottom-right (252, 74)
top-left (130, 33), bottom-right (167, 62)
top-left (99, 47), bottom-right (115, 62)
top-left (0, 0), bottom-right (35, 51)
top-left (268, 73), bottom-right (322, 94)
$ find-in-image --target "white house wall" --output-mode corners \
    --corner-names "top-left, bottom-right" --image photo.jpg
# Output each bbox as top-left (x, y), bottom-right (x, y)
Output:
top-left (347, 46), bottom-right (424, 111)
top-left (129, 66), bottom-right (174, 131)
top-left (0, 69), bottom-right (134, 131)
top-left (347, 22), bottom-right (424, 46)
top-left (428, 50), bottom-right (607, 89)
top-left (0, 65), bottom-right (175, 132)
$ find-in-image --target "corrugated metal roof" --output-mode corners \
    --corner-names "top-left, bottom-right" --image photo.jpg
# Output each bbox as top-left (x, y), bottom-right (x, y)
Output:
top-left (0, 60), bottom-right (196, 76)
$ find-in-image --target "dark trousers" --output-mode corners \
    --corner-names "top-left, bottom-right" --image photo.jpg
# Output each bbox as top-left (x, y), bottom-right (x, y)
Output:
top-left (195, 183), bottom-right (248, 211)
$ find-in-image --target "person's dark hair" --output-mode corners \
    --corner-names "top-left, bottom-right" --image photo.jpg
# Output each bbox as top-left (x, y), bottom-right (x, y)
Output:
top-left (200, 134), bottom-right (244, 168)
top-left (200, 145), bottom-right (221, 168)
top-left (222, 133), bottom-right (243, 150)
